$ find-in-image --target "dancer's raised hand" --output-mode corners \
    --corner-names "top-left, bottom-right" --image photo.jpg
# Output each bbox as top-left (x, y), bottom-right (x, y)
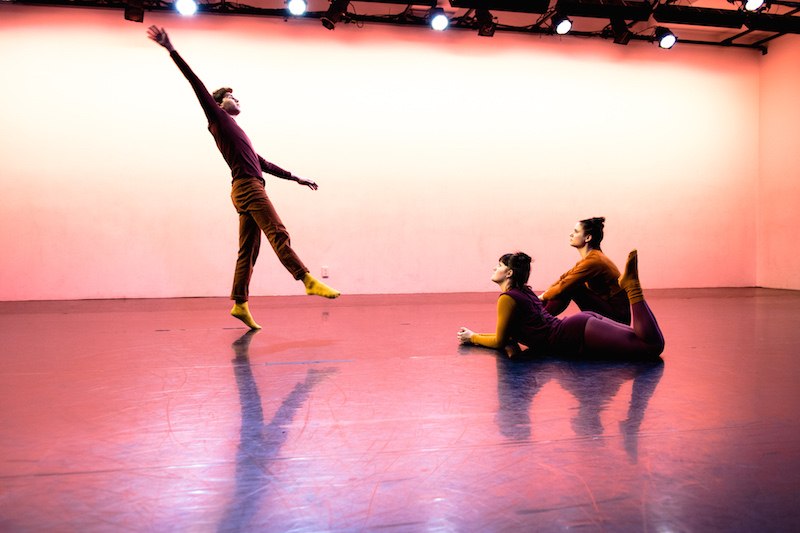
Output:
top-left (147, 26), bottom-right (174, 52)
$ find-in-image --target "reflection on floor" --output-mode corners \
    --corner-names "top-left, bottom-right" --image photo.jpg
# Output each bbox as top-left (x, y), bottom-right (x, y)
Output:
top-left (1, 288), bottom-right (799, 531)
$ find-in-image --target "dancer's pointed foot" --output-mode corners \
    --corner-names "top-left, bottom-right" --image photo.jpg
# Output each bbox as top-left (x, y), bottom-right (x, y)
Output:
top-left (619, 249), bottom-right (639, 284)
top-left (618, 249), bottom-right (644, 304)
top-left (303, 273), bottom-right (340, 299)
top-left (231, 301), bottom-right (262, 330)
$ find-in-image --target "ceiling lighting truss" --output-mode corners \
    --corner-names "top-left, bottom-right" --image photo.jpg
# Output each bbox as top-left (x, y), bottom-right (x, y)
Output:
top-left (13, 0), bottom-right (800, 52)
top-left (448, 0), bottom-right (550, 14)
top-left (556, 0), bottom-right (652, 22)
top-left (653, 5), bottom-right (746, 28)
top-left (610, 17), bottom-right (633, 43)
top-left (746, 10), bottom-right (800, 32)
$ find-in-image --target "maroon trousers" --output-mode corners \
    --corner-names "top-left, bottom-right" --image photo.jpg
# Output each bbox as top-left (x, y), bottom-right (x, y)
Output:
top-left (230, 177), bottom-right (308, 301)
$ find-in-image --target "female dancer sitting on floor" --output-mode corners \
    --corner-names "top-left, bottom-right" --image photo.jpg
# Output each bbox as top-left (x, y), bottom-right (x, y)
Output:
top-left (457, 251), bottom-right (664, 360)
top-left (539, 217), bottom-right (631, 325)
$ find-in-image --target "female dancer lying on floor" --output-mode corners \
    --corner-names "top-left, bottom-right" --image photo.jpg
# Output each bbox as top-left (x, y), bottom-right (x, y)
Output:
top-left (539, 217), bottom-right (630, 325)
top-left (457, 251), bottom-right (664, 360)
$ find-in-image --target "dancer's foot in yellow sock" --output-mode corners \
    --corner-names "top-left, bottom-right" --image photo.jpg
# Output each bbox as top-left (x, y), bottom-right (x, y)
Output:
top-left (231, 301), bottom-right (262, 330)
top-left (618, 249), bottom-right (644, 304)
top-left (303, 273), bottom-right (340, 299)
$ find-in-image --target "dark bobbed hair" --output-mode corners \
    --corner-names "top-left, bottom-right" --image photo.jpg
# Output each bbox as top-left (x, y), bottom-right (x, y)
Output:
top-left (579, 216), bottom-right (606, 250)
top-left (499, 252), bottom-right (533, 292)
top-left (213, 87), bottom-right (233, 105)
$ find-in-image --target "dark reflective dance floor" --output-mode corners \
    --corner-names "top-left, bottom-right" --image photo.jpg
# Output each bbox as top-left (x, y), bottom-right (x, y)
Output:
top-left (1, 288), bottom-right (799, 532)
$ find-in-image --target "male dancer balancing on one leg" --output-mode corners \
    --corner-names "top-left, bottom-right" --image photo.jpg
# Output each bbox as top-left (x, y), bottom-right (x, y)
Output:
top-left (147, 26), bottom-right (339, 330)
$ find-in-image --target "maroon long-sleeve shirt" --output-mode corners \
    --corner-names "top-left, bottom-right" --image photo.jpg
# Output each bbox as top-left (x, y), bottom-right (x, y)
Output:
top-left (170, 50), bottom-right (291, 184)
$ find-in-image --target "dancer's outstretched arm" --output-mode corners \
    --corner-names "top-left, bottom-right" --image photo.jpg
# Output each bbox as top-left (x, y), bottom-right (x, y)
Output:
top-left (458, 295), bottom-right (521, 357)
top-left (258, 155), bottom-right (318, 190)
top-left (147, 25), bottom-right (174, 52)
top-left (147, 25), bottom-right (222, 125)
top-left (290, 175), bottom-right (318, 190)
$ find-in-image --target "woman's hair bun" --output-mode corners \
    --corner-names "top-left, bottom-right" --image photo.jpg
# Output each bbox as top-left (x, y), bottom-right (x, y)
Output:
top-left (513, 251), bottom-right (532, 265)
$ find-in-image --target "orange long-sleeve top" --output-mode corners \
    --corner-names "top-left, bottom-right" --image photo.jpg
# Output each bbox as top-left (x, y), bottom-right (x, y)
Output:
top-left (540, 249), bottom-right (623, 302)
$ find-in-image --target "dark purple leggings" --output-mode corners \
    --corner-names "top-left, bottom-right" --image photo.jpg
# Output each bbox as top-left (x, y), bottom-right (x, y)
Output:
top-left (550, 312), bottom-right (593, 355)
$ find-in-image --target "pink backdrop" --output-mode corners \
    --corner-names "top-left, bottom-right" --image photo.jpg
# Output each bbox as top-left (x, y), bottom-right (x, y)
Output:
top-left (758, 34), bottom-right (800, 290)
top-left (0, 5), bottom-right (796, 301)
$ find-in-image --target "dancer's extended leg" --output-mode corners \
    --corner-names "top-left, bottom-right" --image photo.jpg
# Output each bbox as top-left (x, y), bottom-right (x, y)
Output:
top-left (303, 273), bottom-right (340, 299)
top-left (240, 183), bottom-right (340, 300)
top-left (618, 250), bottom-right (663, 350)
top-left (582, 250), bottom-right (664, 358)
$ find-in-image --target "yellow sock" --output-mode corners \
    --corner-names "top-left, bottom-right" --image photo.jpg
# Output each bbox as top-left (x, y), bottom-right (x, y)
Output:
top-left (618, 249), bottom-right (644, 304)
top-left (303, 273), bottom-right (340, 299)
top-left (231, 301), bottom-right (262, 330)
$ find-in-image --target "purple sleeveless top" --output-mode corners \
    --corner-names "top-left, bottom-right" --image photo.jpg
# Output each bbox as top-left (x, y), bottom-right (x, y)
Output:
top-left (504, 287), bottom-right (590, 355)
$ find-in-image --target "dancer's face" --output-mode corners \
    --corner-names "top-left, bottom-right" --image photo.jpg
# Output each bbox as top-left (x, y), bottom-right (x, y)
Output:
top-left (569, 222), bottom-right (589, 248)
top-left (220, 93), bottom-right (241, 116)
top-left (491, 262), bottom-right (511, 285)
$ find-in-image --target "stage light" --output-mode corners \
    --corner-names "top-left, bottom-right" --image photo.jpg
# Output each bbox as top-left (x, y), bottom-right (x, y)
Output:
top-left (611, 18), bottom-right (632, 44)
top-left (655, 26), bottom-right (676, 48)
top-left (476, 9), bottom-right (496, 36)
top-left (429, 8), bottom-right (450, 30)
top-left (287, 0), bottom-right (307, 15)
top-left (321, 0), bottom-right (350, 29)
top-left (553, 14), bottom-right (572, 35)
top-left (744, 0), bottom-right (765, 11)
top-left (124, 0), bottom-right (144, 22)
top-left (175, 0), bottom-right (197, 16)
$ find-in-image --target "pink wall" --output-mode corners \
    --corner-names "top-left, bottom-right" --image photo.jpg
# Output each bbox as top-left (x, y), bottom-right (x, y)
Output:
top-left (758, 35), bottom-right (800, 290)
top-left (0, 5), bottom-right (767, 300)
